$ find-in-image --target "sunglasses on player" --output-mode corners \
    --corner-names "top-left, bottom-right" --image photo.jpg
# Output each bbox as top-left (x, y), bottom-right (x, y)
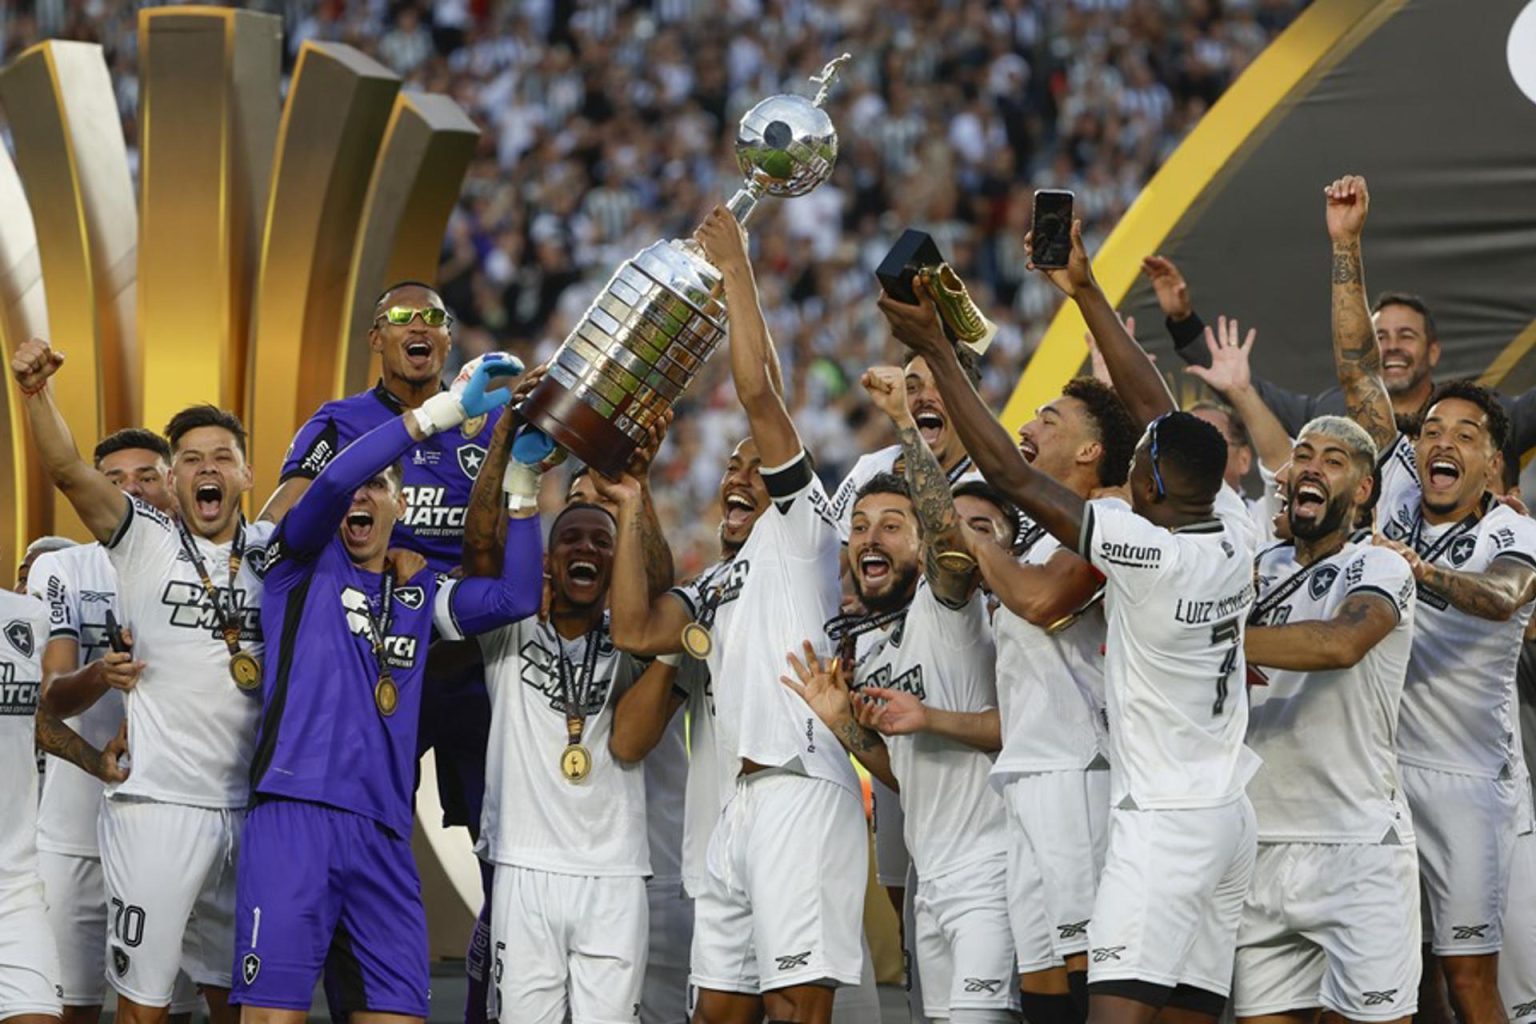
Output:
top-left (1149, 413), bottom-right (1169, 499)
top-left (375, 305), bottom-right (452, 329)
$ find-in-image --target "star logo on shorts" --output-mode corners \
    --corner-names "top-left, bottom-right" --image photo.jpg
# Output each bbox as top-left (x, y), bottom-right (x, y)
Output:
top-left (1512, 999), bottom-right (1536, 1018)
top-left (1451, 924), bottom-right (1490, 941)
top-left (242, 953), bottom-right (261, 985)
top-left (1363, 990), bottom-right (1398, 1006)
top-left (774, 951), bottom-right (811, 971)
top-left (963, 978), bottom-right (1004, 994)
top-left (1091, 946), bottom-right (1126, 962)
top-left (1057, 919), bottom-right (1090, 939)
top-left (111, 947), bottom-right (129, 977)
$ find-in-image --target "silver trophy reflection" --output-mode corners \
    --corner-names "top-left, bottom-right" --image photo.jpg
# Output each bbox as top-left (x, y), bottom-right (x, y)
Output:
top-left (519, 55), bottom-right (850, 476)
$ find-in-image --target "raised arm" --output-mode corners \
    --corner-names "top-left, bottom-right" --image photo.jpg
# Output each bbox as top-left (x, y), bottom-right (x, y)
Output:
top-left (861, 366), bottom-right (976, 606)
top-left (11, 339), bottom-right (129, 544)
top-left (461, 407), bottom-right (518, 578)
top-left (443, 514), bottom-right (544, 635)
top-left (1245, 591), bottom-right (1399, 670)
top-left (1043, 221), bottom-right (1172, 427)
top-left (695, 205), bottom-right (801, 468)
top-left (1184, 316), bottom-right (1294, 473)
top-left (1326, 175), bottom-right (1395, 451)
top-left (594, 471), bottom-right (689, 656)
top-left (878, 290), bottom-right (1088, 552)
top-left (608, 656), bottom-right (684, 764)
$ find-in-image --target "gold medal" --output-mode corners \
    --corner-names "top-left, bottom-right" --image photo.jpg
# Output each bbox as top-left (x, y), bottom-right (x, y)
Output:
top-left (680, 621), bottom-right (713, 659)
top-left (560, 743), bottom-right (592, 782)
top-left (229, 650), bottom-right (261, 691)
top-left (933, 549), bottom-right (977, 573)
top-left (375, 675), bottom-right (399, 717)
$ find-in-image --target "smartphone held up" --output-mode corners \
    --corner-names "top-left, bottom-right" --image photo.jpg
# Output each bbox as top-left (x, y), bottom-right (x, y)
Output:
top-left (1030, 189), bottom-right (1074, 269)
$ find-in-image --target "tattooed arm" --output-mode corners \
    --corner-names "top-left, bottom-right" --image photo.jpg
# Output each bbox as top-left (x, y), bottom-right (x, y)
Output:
top-left (636, 479), bottom-right (675, 599)
top-left (1245, 591), bottom-right (1399, 670)
top-left (37, 706), bottom-right (127, 782)
top-left (461, 407), bottom-right (517, 577)
top-left (861, 367), bottom-right (976, 607)
top-left (1378, 536), bottom-right (1536, 621)
top-left (781, 641), bottom-right (900, 791)
top-left (1325, 175), bottom-right (1395, 452)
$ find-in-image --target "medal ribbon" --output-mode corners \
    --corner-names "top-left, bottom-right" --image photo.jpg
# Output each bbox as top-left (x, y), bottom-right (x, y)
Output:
top-left (363, 568), bottom-right (397, 685)
top-left (693, 560), bottom-right (735, 631)
top-left (1248, 549), bottom-right (1339, 626)
top-left (823, 606), bottom-right (909, 672)
top-left (1407, 498), bottom-right (1485, 565)
top-left (554, 627), bottom-right (604, 744)
top-left (176, 517), bottom-right (247, 657)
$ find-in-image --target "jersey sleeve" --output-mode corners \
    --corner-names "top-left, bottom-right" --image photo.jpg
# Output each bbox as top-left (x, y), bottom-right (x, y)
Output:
top-left (827, 458), bottom-right (867, 544)
top-left (1341, 546), bottom-right (1415, 621)
top-left (280, 408), bottom-right (343, 482)
top-left (104, 497), bottom-right (180, 576)
top-left (1079, 497), bottom-right (1175, 603)
top-left (26, 551), bottom-right (77, 641)
top-left (1488, 510), bottom-right (1536, 572)
top-left (1375, 433), bottom-right (1419, 523)
top-left (761, 450), bottom-right (839, 553)
top-left (666, 574), bottom-right (707, 620)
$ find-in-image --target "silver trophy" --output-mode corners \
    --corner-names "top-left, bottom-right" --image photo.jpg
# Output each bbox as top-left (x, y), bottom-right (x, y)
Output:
top-left (519, 55), bottom-right (850, 476)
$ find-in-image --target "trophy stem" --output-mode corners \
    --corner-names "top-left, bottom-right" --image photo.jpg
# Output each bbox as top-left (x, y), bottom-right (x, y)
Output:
top-left (726, 182), bottom-right (766, 227)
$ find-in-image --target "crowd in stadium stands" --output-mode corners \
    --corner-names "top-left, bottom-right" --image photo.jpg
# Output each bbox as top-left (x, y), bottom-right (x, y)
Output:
top-left (0, 0), bottom-right (1307, 573)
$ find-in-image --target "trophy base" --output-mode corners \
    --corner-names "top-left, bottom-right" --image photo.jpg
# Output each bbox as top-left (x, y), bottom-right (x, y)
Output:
top-left (520, 377), bottom-right (638, 478)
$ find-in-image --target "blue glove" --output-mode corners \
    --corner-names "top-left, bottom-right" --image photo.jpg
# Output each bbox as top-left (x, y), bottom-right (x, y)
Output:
top-left (511, 425), bottom-right (557, 465)
top-left (460, 352), bottom-right (525, 419)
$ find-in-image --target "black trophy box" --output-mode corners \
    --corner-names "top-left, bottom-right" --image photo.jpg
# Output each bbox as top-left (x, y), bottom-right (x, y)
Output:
top-left (876, 229), bottom-right (944, 306)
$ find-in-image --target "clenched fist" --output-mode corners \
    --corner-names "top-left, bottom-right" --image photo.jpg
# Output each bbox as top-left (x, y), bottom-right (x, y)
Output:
top-left (11, 337), bottom-right (64, 395)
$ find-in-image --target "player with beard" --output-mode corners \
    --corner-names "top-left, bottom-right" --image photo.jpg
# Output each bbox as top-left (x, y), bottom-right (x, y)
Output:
top-left (885, 218), bottom-right (1260, 1024)
top-left (1236, 415), bottom-right (1421, 1024)
top-left (607, 205), bottom-right (865, 1024)
top-left (1327, 174), bottom-right (1536, 1024)
top-left (26, 429), bottom-right (202, 1024)
top-left (230, 356), bottom-right (538, 1024)
top-left (781, 360), bottom-right (1023, 1022)
top-left (14, 339), bottom-right (277, 1024)
top-left (1, 576), bottom-right (130, 1024)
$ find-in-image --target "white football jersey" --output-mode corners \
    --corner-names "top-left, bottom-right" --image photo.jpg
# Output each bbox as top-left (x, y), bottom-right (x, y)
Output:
top-left (27, 543), bottom-right (122, 856)
top-left (676, 656), bottom-right (727, 898)
top-left (477, 614), bottom-right (649, 877)
top-left (828, 444), bottom-right (982, 543)
top-left (993, 529), bottom-right (1109, 781)
top-left (105, 500), bottom-right (274, 808)
top-left (645, 699), bottom-right (689, 889)
top-left (0, 590), bottom-right (49, 893)
top-left (669, 453), bottom-right (857, 795)
top-left (1377, 434), bottom-right (1536, 778)
top-left (1081, 486), bottom-right (1261, 810)
top-left (1246, 540), bottom-right (1416, 842)
top-left (853, 581), bottom-right (1007, 878)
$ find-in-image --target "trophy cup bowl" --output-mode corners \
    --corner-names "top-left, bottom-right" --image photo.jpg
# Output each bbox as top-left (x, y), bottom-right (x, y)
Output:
top-left (517, 56), bottom-right (850, 477)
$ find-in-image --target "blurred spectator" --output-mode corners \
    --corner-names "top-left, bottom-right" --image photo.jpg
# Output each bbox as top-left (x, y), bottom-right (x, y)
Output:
top-left (0, 0), bottom-right (1307, 575)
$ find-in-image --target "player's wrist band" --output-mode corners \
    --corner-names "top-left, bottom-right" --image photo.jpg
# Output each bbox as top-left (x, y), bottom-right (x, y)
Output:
top-left (411, 392), bottom-right (466, 436)
top-left (656, 652), bottom-right (682, 667)
top-left (503, 461), bottom-right (541, 512)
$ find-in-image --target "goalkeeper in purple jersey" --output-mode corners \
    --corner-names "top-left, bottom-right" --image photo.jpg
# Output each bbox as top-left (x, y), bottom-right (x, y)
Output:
top-left (229, 356), bottom-right (545, 1024)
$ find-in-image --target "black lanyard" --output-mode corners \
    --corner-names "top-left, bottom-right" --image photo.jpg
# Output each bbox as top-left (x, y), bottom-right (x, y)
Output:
top-left (1408, 500), bottom-right (1485, 565)
top-left (824, 606), bottom-right (909, 671)
top-left (1249, 548), bottom-right (1336, 625)
top-left (946, 456), bottom-right (974, 484)
top-left (553, 626), bottom-right (604, 728)
top-left (694, 560), bottom-right (734, 630)
top-left (176, 517), bottom-right (247, 656)
top-left (363, 569), bottom-right (397, 682)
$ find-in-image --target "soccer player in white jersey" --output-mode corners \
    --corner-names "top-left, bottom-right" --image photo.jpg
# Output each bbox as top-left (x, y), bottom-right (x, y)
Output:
top-left (884, 217), bottom-right (1259, 1024)
top-left (13, 338), bottom-right (274, 1024)
top-left (780, 362), bottom-right (1022, 1022)
top-left (1, 573), bottom-right (129, 1024)
top-left (465, 406), bottom-right (679, 1023)
top-left (606, 205), bottom-right (864, 1024)
top-left (962, 375), bottom-right (1139, 1024)
top-left (1325, 174), bottom-right (1536, 1024)
top-left (1236, 414), bottom-right (1421, 1024)
top-left (26, 429), bottom-right (197, 1024)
